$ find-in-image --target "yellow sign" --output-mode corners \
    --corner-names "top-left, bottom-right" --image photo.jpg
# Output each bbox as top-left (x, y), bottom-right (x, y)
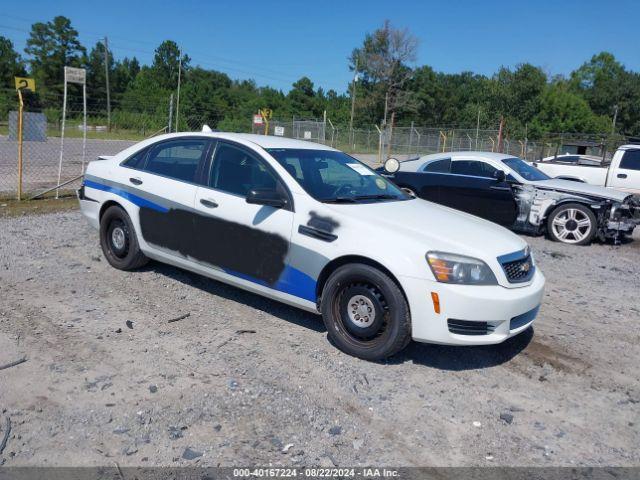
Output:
top-left (14, 77), bottom-right (36, 92)
top-left (259, 108), bottom-right (272, 121)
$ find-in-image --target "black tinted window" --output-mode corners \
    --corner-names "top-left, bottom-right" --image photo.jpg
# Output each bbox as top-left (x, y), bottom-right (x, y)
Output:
top-left (451, 160), bottom-right (497, 178)
top-left (211, 143), bottom-right (278, 196)
top-left (424, 159), bottom-right (451, 173)
top-left (122, 147), bottom-right (148, 169)
top-left (620, 150), bottom-right (640, 171)
top-left (144, 140), bottom-right (206, 182)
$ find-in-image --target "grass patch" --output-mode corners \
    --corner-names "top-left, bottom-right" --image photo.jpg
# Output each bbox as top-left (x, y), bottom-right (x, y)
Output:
top-left (0, 195), bottom-right (78, 218)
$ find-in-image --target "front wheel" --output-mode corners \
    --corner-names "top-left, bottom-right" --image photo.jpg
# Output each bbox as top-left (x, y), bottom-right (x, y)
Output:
top-left (321, 264), bottom-right (411, 361)
top-left (547, 203), bottom-right (597, 245)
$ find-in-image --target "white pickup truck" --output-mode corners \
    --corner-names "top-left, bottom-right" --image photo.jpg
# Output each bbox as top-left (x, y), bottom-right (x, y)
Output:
top-left (532, 145), bottom-right (640, 195)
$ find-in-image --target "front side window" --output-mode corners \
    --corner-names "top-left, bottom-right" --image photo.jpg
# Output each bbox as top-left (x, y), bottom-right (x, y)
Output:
top-left (266, 148), bottom-right (409, 203)
top-left (502, 157), bottom-right (550, 181)
top-left (423, 158), bottom-right (451, 173)
top-left (210, 143), bottom-right (278, 196)
top-left (451, 160), bottom-right (498, 178)
top-left (620, 150), bottom-right (640, 171)
top-left (144, 140), bottom-right (207, 182)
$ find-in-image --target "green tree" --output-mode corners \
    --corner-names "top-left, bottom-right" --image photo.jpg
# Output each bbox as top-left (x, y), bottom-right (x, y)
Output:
top-left (350, 20), bottom-right (418, 127)
top-left (529, 82), bottom-right (609, 136)
top-left (571, 52), bottom-right (640, 135)
top-left (25, 16), bottom-right (86, 102)
top-left (0, 36), bottom-right (26, 117)
top-left (151, 40), bottom-right (190, 90)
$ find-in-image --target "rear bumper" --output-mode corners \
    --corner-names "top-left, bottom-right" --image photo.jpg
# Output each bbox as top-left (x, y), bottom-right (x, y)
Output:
top-left (402, 271), bottom-right (545, 345)
top-left (77, 186), bottom-right (100, 229)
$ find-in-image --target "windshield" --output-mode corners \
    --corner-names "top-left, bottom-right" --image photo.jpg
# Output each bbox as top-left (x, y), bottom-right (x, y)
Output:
top-left (266, 148), bottom-right (410, 203)
top-left (502, 157), bottom-right (550, 182)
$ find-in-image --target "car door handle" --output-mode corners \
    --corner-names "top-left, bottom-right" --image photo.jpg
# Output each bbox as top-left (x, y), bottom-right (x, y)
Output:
top-left (199, 198), bottom-right (218, 208)
top-left (617, 173), bottom-right (628, 179)
top-left (129, 177), bottom-right (143, 185)
top-left (490, 186), bottom-right (511, 191)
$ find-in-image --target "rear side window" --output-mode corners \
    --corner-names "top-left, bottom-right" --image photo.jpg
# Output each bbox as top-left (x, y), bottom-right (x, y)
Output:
top-left (144, 140), bottom-right (207, 183)
top-left (122, 147), bottom-right (148, 169)
top-left (423, 158), bottom-right (451, 173)
top-left (620, 150), bottom-right (640, 171)
top-left (210, 143), bottom-right (278, 196)
top-left (451, 160), bottom-right (497, 178)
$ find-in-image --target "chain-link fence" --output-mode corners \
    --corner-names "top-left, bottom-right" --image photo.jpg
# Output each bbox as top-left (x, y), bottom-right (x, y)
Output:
top-left (0, 107), bottom-right (634, 199)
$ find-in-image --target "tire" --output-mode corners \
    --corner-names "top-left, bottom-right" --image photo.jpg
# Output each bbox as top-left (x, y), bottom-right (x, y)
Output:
top-left (320, 263), bottom-right (411, 361)
top-left (546, 203), bottom-right (597, 246)
top-left (100, 205), bottom-right (149, 270)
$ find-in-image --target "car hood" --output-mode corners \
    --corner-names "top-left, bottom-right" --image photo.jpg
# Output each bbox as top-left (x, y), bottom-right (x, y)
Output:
top-left (532, 179), bottom-right (630, 202)
top-left (326, 198), bottom-right (527, 262)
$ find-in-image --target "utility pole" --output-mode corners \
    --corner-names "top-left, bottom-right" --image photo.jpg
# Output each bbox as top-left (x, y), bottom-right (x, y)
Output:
top-left (175, 47), bottom-right (182, 132)
top-left (168, 93), bottom-right (174, 133)
top-left (103, 37), bottom-right (111, 131)
top-left (475, 107), bottom-right (480, 150)
top-left (611, 104), bottom-right (619, 135)
top-left (348, 58), bottom-right (358, 146)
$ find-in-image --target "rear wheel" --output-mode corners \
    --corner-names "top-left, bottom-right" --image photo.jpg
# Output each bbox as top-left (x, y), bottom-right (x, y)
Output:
top-left (321, 264), bottom-right (411, 360)
top-left (100, 205), bottom-right (149, 270)
top-left (547, 203), bottom-right (597, 245)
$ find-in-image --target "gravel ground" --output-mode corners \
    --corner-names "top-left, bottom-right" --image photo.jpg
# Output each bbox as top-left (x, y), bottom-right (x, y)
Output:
top-left (0, 209), bottom-right (638, 467)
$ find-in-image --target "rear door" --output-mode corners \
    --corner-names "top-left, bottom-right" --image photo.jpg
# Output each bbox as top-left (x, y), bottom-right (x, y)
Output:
top-left (438, 159), bottom-right (517, 226)
top-left (118, 137), bottom-right (211, 256)
top-left (609, 149), bottom-right (640, 194)
top-left (192, 140), bottom-right (295, 289)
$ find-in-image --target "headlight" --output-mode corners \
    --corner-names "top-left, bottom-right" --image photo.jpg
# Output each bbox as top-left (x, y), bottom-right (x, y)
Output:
top-left (426, 251), bottom-right (498, 285)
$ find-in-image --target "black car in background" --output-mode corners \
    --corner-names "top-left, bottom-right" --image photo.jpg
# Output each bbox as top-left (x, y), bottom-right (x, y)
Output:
top-left (377, 152), bottom-right (640, 245)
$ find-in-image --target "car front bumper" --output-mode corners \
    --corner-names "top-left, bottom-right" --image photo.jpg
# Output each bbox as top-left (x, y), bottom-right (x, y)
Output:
top-left (401, 271), bottom-right (545, 345)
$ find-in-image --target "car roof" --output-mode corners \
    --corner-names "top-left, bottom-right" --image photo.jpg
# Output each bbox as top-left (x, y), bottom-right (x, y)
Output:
top-left (144, 131), bottom-right (337, 151)
top-left (397, 151), bottom-right (517, 172)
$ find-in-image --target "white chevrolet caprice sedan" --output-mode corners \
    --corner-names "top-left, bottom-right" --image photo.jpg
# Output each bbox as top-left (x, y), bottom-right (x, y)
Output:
top-left (78, 132), bottom-right (545, 360)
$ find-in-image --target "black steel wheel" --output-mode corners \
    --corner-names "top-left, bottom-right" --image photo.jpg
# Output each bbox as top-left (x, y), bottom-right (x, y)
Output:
top-left (321, 263), bottom-right (411, 360)
top-left (100, 205), bottom-right (149, 270)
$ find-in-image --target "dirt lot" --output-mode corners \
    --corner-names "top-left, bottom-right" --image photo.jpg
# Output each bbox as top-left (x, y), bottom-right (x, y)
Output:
top-left (0, 205), bottom-right (638, 467)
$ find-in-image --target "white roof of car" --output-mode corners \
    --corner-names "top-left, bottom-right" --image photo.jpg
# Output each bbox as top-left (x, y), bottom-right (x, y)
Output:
top-left (147, 131), bottom-right (337, 151)
top-left (399, 151), bottom-right (515, 172)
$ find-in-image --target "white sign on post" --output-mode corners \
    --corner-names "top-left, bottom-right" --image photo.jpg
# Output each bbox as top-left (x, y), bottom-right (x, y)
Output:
top-left (303, 131), bottom-right (312, 140)
top-left (64, 66), bottom-right (86, 84)
top-left (253, 114), bottom-right (263, 125)
top-left (274, 126), bottom-right (285, 136)
top-left (57, 66), bottom-right (87, 198)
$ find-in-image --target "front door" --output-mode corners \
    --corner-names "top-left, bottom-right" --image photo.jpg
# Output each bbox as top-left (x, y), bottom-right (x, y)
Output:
top-left (193, 141), bottom-right (294, 288)
top-left (609, 149), bottom-right (640, 195)
top-left (438, 159), bottom-right (517, 226)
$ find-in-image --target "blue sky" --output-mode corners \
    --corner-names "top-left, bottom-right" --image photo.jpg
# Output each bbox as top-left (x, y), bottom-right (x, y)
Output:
top-left (1, 0), bottom-right (638, 93)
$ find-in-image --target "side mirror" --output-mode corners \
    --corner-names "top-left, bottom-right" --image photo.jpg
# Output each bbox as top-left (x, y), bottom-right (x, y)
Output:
top-left (384, 158), bottom-right (400, 174)
top-left (494, 170), bottom-right (506, 183)
top-left (246, 188), bottom-right (287, 209)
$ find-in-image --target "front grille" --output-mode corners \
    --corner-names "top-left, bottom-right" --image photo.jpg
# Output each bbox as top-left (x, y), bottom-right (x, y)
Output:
top-left (498, 250), bottom-right (535, 284)
top-left (447, 319), bottom-right (495, 336)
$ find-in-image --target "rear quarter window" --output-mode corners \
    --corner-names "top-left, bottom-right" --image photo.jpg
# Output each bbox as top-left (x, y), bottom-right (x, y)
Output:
top-left (121, 147), bottom-right (149, 169)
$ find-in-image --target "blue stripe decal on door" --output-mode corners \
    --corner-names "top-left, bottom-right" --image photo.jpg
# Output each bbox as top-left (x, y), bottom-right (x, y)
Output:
top-left (223, 264), bottom-right (317, 302)
top-left (84, 179), bottom-right (169, 213)
top-left (85, 178), bottom-right (316, 302)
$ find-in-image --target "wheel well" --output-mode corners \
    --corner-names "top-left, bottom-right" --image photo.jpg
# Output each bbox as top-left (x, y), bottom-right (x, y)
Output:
top-left (99, 200), bottom-right (123, 221)
top-left (316, 255), bottom-right (406, 305)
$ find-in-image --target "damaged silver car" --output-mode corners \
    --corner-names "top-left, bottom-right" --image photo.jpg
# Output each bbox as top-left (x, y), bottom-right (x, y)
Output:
top-left (379, 152), bottom-right (640, 245)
